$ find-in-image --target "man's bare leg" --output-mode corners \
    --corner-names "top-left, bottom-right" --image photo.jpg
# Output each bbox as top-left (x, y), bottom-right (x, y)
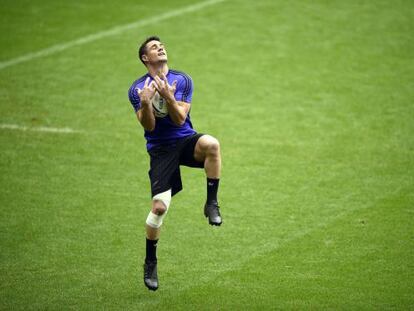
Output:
top-left (144, 196), bottom-right (169, 291)
top-left (194, 135), bottom-right (222, 225)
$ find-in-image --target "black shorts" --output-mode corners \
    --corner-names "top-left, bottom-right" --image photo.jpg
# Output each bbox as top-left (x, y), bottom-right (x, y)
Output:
top-left (148, 133), bottom-right (205, 197)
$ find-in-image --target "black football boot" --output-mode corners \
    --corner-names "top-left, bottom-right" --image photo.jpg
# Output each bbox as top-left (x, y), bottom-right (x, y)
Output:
top-left (143, 261), bottom-right (158, 291)
top-left (204, 201), bottom-right (222, 226)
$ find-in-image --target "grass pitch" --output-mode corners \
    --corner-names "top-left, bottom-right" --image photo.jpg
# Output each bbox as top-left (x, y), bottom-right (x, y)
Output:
top-left (1, 0), bottom-right (413, 309)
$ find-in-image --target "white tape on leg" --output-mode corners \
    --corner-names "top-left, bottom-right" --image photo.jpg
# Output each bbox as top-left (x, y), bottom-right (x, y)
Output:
top-left (152, 189), bottom-right (172, 209)
top-left (146, 212), bottom-right (164, 228)
top-left (146, 189), bottom-right (172, 228)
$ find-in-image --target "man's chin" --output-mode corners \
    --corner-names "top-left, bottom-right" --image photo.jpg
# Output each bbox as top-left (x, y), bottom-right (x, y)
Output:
top-left (157, 59), bottom-right (168, 65)
top-left (149, 59), bottom-right (168, 67)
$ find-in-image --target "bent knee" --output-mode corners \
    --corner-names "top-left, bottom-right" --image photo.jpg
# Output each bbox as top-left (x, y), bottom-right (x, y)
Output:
top-left (205, 136), bottom-right (220, 154)
top-left (152, 200), bottom-right (167, 215)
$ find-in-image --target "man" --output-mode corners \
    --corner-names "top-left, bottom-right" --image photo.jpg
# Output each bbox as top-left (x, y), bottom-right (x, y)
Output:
top-left (128, 36), bottom-right (222, 291)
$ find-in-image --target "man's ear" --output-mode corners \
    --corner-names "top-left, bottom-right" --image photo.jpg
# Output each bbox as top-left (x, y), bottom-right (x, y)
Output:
top-left (142, 54), bottom-right (148, 62)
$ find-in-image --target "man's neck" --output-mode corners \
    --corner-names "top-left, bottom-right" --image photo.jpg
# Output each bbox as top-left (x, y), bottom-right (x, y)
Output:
top-left (147, 62), bottom-right (169, 78)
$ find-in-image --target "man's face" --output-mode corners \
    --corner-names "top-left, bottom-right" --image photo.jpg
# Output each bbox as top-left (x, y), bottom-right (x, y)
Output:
top-left (143, 40), bottom-right (168, 64)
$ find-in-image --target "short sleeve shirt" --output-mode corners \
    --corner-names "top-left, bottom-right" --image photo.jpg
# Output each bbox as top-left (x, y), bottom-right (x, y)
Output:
top-left (128, 69), bottom-right (196, 150)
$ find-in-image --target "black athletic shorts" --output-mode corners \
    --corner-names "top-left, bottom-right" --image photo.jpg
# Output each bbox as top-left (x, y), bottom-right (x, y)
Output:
top-left (148, 133), bottom-right (205, 197)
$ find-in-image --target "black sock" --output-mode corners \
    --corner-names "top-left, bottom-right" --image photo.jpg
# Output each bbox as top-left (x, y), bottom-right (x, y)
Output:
top-left (145, 238), bottom-right (158, 263)
top-left (206, 178), bottom-right (219, 204)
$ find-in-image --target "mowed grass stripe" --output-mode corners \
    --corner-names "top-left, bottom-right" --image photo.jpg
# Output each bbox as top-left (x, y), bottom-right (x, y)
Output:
top-left (143, 186), bottom-right (408, 308)
top-left (1, 0), bottom-right (413, 309)
top-left (157, 190), bottom-right (413, 309)
top-left (0, 0), bottom-right (225, 71)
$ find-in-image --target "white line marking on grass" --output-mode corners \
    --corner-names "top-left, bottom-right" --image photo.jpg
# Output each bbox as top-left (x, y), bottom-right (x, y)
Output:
top-left (0, 124), bottom-right (81, 134)
top-left (0, 0), bottom-right (225, 71)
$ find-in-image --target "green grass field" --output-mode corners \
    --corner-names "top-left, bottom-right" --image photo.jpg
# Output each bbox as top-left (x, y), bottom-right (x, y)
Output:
top-left (1, 0), bottom-right (413, 309)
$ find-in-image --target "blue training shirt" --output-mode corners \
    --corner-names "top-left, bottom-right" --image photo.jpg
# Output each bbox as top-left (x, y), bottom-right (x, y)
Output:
top-left (128, 69), bottom-right (197, 150)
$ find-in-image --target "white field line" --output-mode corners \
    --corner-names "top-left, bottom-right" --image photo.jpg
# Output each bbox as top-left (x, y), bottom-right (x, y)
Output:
top-left (0, 124), bottom-right (81, 134)
top-left (0, 0), bottom-right (225, 71)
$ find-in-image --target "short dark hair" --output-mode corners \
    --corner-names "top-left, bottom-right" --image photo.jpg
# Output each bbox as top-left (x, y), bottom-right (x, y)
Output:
top-left (138, 36), bottom-right (161, 64)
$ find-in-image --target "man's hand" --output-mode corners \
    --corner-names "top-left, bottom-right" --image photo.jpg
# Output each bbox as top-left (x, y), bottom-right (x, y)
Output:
top-left (153, 73), bottom-right (177, 102)
top-left (136, 77), bottom-right (156, 131)
top-left (136, 77), bottom-right (156, 106)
